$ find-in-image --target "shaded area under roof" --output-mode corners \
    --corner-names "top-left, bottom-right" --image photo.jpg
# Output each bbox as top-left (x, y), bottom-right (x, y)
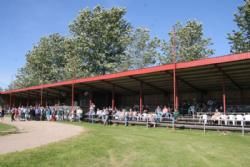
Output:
top-left (0, 52), bottom-right (250, 98)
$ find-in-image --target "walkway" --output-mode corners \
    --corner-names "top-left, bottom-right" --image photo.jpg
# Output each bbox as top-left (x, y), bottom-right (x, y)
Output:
top-left (0, 118), bottom-right (83, 154)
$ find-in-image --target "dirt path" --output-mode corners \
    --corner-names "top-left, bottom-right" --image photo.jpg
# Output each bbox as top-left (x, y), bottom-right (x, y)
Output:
top-left (0, 118), bottom-right (83, 154)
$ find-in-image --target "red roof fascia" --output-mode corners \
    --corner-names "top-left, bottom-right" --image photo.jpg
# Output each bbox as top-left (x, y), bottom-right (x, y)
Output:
top-left (176, 52), bottom-right (250, 69)
top-left (1, 52), bottom-right (250, 94)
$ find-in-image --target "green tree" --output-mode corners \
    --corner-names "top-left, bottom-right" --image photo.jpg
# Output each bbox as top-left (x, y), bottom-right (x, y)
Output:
top-left (69, 6), bottom-right (132, 75)
top-left (123, 28), bottom-right (161, 70)
top-left (13, 33), bottom-right (67, 88)
top-left (228, 0), bottom-right (250, 53)
top-left (11, 67), bottom-right (35, 88)
top-left (64, 38), bottom-right (89, 79)
top-left (161, 20), bottom-right (214, 64)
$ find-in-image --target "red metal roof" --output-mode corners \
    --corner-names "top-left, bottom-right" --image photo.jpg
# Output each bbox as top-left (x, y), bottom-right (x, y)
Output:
top-left (1, 52), bottom-right (250, 95)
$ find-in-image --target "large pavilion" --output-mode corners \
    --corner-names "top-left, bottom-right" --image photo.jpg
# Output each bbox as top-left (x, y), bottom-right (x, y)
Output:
top-left (1, 52), bottom-right (250, 114)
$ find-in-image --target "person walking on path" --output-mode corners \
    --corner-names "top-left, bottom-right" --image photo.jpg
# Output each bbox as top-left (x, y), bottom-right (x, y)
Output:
top-left (11, 108), bottom-right (15, 121)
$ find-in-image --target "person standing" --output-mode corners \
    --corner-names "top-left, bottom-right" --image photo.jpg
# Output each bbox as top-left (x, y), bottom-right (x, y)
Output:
top-left (107, 108), bottom-right (112, 125)
top-left (89, 102), bottom-right (95, 123)
top-left (0, 107), bottom-right (4, 121)
top-left (11, 107), bottom-right (15, 121)
top-left (0, 107), bottom-right (2, 120)
top-left (124, 111), bottom-right (129, 126)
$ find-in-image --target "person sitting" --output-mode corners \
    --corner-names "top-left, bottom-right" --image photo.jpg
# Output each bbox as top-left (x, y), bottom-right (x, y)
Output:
top-left (211, 109), bottom-right (222, 124)
top-left (162, 105), bottom-right (170, 120)
top-left (96, 108), bottom-right (102, 119)
top-left (148, 114), bottom-right (156, 128)
top-left (76, 107), bottom-right (83, 121)
top-left (119, 109), bottom-right (126, 121)
top-left (188, 105), bottom-right (196, 119)
top-left (142, 112), bottom-right (148, 121)
top-left (132, 111), bottom-right (137, 121)
top-left (136, 112), bottom-right (142, 121)
top-left (128, 109), bottom-right (133, 121)
top-left (155, 106), bottom-right (162, 123)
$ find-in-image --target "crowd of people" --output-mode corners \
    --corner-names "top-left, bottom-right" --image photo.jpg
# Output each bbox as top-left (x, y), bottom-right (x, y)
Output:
top-left (1, 105), bottom-right (83, 122)
top-left (1, 98), bottom-right (249, 127)
top-left (86, 103), bottom-right (179, 126)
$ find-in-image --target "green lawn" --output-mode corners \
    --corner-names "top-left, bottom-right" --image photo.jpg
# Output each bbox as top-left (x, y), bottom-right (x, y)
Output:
top-left (0, 122), bottom-right (249, 167)
top-left (0, 122), bottom-right (16, 135)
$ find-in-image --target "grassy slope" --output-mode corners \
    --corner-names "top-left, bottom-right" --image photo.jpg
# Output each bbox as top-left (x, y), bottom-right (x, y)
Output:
top-left (0, 122), bottom-right (16, 135)
top-left (0, 123), bottom-right (249, 167)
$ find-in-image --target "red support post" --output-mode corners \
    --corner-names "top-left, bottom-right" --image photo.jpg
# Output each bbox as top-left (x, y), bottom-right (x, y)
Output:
top-left (40, 88), bottom-right (43, 107)
top-left (89, 91), bottom-right (93, 106)
top-left (46, 92), bottom-right (48, 106)
top-left (176, 79), bottom-right (179, 110)
top-left (172, 27), bottom-right (178, 112)
top-left (9, 93), bottom-right (12, 108)
top-left (26, 93), bottom-right (29, 107)
top-left (71, 84), bottom-right (74, 112)
top-left (173, 68), bottom-right (176, 111)
top-left (13, 94), bottom-right (15, 107)
top-left (139, 81), bottom-right (143, 113)
top-left (222, 80), bottom-right (226, 114)
top-left (112, 85), bottom-right (115, 110)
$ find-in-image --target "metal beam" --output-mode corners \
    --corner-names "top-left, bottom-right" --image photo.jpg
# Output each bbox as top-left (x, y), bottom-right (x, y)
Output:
top-left (101, 80), bottom-right (137, 94)
top-left (44, 88), bottom-right (62, 96)
top-left (52, 86), bottom-right (72, 93)
top-left (166, 71), bottom-right (205, 93)
top-left (77, 83), bottom-right (106, 92)
top-left (214, 64), bottom-right (242, 90)
top-left (21, 90), bottom-right (58, 98)
top-left (129, 76), bottom-right (169, 94)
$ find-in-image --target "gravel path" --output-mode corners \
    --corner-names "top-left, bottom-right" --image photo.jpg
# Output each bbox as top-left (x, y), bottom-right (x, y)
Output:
top-left (0, 118), bottom-right (84, 154)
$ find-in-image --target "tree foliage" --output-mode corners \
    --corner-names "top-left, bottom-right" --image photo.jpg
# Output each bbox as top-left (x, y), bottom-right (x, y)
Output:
top-left (26, 33), bottom-right (67, 84)
top-left (63, 38), bottom-right (89, 79)
top-left (123, 28), bottom-right (161, 70)
top-left (228, 0), bottom-right (250, 53)
top-left (9, 7), bottom-right (215, 89)
top-left (161, 21), bottom-right (214, 64)
top-left (69, 6), bottom-right (131, 75)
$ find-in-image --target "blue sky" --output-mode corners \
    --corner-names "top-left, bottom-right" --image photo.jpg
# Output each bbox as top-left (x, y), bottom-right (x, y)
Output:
top-left (0, 0), bottom-right (244, 88)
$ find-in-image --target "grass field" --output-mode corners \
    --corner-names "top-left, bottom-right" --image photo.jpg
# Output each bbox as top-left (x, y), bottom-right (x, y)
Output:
top-left (0, 122), bottom-right (16, 135)
top-left (0, 122), bottom-right (249, 167)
